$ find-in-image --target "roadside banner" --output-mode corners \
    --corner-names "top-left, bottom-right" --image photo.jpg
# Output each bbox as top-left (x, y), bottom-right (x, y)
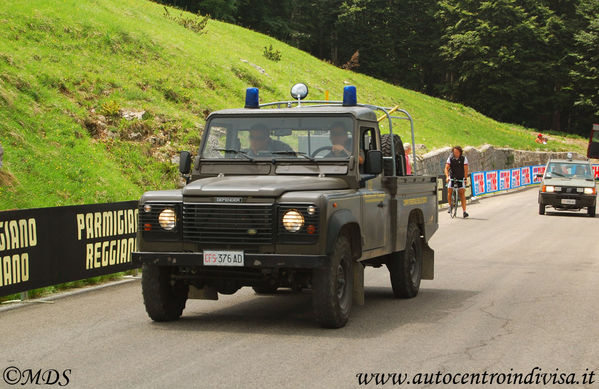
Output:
top-left (0, 201), bottom-right (138, 297)
top-left (471, 172), bottom-right (485, 196)
top-left (472, 164), bottom-right (549, 197)
top-left (532, 166), bottom-right (546, 183)
top-left (511, 168), bottom-right (521, 188)
top-left (485, 170), bottom-right (499, 193)
top-left (520, 167), bottom-right (532, 186)
top-left (499, 170), bottom-right (511, 191)
top-left (471, 163), bottom-right (597, 197)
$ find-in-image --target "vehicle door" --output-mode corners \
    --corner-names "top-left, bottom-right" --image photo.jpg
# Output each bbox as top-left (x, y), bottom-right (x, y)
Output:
top-left (359, 126), bottom-right (389, 250)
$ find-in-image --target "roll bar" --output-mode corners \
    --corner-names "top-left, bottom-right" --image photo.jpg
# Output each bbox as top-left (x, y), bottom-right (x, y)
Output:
top-left (259, 100), bottom-right (416, 176)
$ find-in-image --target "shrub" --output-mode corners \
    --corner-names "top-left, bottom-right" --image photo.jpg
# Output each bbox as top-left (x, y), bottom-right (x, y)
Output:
top-left (100, 100), bottom-right (121, 117)
top-left (263, 44), bottom-right (282, 62)
top-left (163, 6), bottom-right (209, 34)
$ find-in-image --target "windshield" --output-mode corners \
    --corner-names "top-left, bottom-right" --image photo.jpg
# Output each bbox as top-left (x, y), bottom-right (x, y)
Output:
top-left (546, 162), bottom-right (593, 179)
top-left (201, 116), bottom-right (354, 161)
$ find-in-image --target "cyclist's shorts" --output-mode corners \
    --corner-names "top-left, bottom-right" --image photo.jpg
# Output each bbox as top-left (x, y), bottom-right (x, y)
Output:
top-left (448, 180), bottom-right (465, 189)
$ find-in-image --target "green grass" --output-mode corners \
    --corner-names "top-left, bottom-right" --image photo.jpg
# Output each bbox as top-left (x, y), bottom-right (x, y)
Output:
top-left (0, 0), bottom-right (586, 212)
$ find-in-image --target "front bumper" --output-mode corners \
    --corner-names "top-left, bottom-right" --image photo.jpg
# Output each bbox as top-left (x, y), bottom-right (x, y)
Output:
top-left (132, 252), bottom-right (329, 269)
top-left (539, 193), bottom-right (596, 208)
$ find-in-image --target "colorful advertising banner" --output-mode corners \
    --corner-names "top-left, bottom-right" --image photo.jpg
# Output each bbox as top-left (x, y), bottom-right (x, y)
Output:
top-left (532, 166), bottom-right (546, 183)
top-left (511, 168), bottom-right (521, 188)
top-left (471, 164), bottom-right (597, 197)
top-left (520, 166), bottom-right (532, 186)
top-left (499, 170), bottom-right (511, 191)
top-left (485, 171), bottom-right (499, 193)
top-left (471, 172), bottom-right (485, 196)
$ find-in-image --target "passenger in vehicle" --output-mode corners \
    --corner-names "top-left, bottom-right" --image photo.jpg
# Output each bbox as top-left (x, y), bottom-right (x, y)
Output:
top-left (246, 124), bottom-right (293, 157)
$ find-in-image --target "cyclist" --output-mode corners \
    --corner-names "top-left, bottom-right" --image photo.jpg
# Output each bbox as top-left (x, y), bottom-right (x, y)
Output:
top-left (444, 146), bottom-right (469, 218)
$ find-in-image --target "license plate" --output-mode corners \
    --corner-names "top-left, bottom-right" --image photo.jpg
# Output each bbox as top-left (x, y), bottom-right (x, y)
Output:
top-left (203, 250), bottom-right (244, 266)
top-left (561, 199), bottom-right (576, 205)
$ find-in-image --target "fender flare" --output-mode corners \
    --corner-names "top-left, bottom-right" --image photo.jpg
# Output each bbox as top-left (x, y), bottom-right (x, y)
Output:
top-left (326, 209), bottom-right (362, 259)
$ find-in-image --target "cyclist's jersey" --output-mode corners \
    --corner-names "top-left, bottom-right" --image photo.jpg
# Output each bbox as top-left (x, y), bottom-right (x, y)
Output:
top-left (446, 155), bottom-right (468, 179)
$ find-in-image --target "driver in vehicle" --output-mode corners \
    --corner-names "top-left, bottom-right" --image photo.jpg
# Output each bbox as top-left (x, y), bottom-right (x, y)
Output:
top-left (327, 122), bottom-right (352, 157)
top-left (247, 124), bottom-right (293, 157)
top-left (326, 122), bottom-right (365, 165)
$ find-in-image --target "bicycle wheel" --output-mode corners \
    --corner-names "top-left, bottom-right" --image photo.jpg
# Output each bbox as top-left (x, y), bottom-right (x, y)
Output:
top-left (451, 189), bottom-right (458, 218)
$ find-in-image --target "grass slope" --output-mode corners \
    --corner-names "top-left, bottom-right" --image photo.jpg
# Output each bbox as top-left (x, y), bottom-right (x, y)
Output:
top-left (0, 0), bottom-right (585, 210)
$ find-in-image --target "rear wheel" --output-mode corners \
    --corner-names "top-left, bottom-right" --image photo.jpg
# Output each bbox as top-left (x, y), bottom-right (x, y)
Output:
top-left (387, 223), bottom-right (422, 298)
top-left (312, 233), bottom-right (353, 328)
top-left (142, 264), bottom-right (188, 322)
top-left (539, 203), bottom-right (546, 215)
top-left (588, 206), bottom-right (596, 217)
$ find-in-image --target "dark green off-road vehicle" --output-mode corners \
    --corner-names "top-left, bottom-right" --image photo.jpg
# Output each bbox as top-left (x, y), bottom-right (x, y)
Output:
top-left (133, 85), bottom-right (438, 328)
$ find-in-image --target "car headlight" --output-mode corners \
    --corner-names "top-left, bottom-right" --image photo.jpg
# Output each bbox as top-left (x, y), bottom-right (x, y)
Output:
top-left (282, 210), bottom-right (304, 232)
top-left (544, 185), bottom-right (555, 193)
top-left (158, 208), bottom-right (177, 230)
top-left (584, 187), bottom-right (596, 195)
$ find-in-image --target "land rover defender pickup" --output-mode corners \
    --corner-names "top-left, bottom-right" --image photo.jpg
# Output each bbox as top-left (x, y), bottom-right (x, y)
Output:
top-left (133, 84), bottom-right (438, 328)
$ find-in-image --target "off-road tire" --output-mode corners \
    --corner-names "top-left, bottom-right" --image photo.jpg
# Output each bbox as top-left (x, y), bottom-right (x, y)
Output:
top-left (381, 133), bottom-right (405, 176)
top-left (387, 223), bottom-right (423, 298)
top-left (312, 233), bottom-right (353, 328)
top-left (252, 284), bottom-right (279, 294)
top-left (142, 264), bottom-right (188, 322)
top-left (539, 203), bottom-right (545, 215)
top-left (588, 206), bottom-right (596, 217)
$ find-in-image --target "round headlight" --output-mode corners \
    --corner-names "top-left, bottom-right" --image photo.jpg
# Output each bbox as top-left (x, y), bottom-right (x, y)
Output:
top-left (158, 208), bottom-right (177, 230)
top-left (282, 210), bottom-right (304, 232)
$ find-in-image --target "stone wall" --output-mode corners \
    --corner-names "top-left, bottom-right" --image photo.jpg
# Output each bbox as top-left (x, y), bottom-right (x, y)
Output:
top-left (414, 144), bottom-right (584, 176)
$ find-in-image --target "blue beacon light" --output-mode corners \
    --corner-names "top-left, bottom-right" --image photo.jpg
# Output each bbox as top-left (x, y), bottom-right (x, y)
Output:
top-left (245, 87), bottom-right (260, 109)
top-left (342, 85), bottom-right (357, 106)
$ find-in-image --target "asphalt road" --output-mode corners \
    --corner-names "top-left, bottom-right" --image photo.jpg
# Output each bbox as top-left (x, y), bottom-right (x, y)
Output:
top-left (1, 187), bottom-right (598, 388)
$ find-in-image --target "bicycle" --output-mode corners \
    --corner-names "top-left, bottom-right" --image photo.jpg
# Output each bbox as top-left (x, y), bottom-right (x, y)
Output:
top-left (448, 178), bottom-right (467, 218)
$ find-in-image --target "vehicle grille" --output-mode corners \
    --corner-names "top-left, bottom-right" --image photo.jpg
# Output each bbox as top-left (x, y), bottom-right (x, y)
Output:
top-left (558, 187), bottom-right (580, 194)
top-left (182, 203), bottom-right (274, 245)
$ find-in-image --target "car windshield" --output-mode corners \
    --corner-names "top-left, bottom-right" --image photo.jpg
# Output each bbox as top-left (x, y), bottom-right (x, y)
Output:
top-left (201, 116), bottom-right (354, 161)
top-left (546, 162), bottom-right (593, 179)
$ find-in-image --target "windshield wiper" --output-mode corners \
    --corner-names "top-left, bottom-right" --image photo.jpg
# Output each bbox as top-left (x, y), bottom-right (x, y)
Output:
top-left (212, 148), bottom-right (254, 161)
top-left (271, 151), bottom-right (315, 161)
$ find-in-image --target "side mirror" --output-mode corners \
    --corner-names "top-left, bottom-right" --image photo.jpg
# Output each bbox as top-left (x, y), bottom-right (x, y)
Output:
top-left (364, 150), bottom-right (383, 175)
top-left (179, 151), bottom-right (192, 175)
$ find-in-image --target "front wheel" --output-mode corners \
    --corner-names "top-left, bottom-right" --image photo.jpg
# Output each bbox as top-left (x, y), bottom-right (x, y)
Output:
top-left (387, 223), bottom-right (423, 298)
top-left (312, 233), bottom-right (353, 328)
top-left (588, 206), bottom-right (596, 217)
top-left (141, 264), bottom-right (188, 322)
top-left (539, 203), bottom-right (545, 215)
